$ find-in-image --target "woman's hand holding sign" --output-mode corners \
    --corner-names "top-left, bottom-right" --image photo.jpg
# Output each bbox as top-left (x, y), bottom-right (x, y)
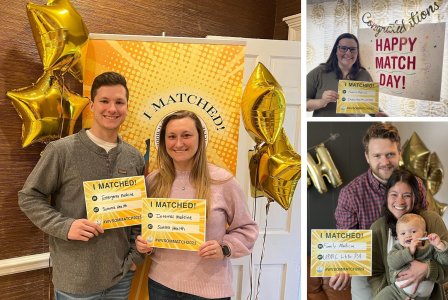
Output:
top-left (199, 240), bottom-right (224, 259)
top-left (136, 235), bottom-right (154, 254)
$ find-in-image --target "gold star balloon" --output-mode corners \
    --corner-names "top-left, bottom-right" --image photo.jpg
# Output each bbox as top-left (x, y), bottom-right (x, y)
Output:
top-left (261, 129), bottom-right (301, 210)
top-left (248, 146), bottom-right (267, 198)
top-left (427, 152), bottom-right (443, 195)
top-left (400, 132), bottom-right (445, 216)
top-left (249, 129), bottom-right (301, 210)
top-left (6, 71), bottom-right (89, 147)
top-left (400, 132), bottom-right (431, 179)
top-left (241, 63), bottom-right (286, 145)
top-left (27, 0), bottom-right (89, 81)
top-left (426, 191), bottom-right (448, 217)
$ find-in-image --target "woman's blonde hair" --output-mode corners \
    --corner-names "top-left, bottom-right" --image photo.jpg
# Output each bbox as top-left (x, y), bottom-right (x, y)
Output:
top-left (149, 110), bottom-right (211, 201)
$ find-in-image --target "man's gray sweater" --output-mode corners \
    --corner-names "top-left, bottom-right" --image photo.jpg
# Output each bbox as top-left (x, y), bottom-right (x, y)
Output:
top-left (18, 129), bottom-right (145, 294)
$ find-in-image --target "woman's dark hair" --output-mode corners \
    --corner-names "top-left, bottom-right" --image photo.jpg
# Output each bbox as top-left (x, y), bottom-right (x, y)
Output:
top-left (383, 168), bottom-right (423, 237)
top-left (321, 33), bottom-right (364, 79)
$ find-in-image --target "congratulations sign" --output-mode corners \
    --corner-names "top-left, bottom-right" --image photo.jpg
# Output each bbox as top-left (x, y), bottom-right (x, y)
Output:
top-left (82, 34), bottom-right (245, 174)
top-left (359, 23), bottom-right (445, 101)
top-left (310, 229), bottom-right (372, 277)
top-left (141, 198), bottom-right (206, 251)
top-left (336, 80), bottom-right (379, 114)
top-left (83, 176), bottom-right (146, 229)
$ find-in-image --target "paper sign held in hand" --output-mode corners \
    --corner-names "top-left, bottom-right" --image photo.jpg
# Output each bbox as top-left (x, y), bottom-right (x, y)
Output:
top-left (336, 80), bottom-right (379, 115)
top-left (310, 229), bottom-right (372, 277)
top-left (141, 198), bottom-right (206, 251)
top-left (83, 176), bottom-right (147, 229)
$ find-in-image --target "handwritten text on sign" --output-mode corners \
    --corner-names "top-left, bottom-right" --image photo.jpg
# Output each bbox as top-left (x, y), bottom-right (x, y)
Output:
top-left (83, 176), bottom-right (147, 229)
top-left (359, 23), bottom-right (445, 101)
top-left (336, 80), bottom-right (379, 114)
top-left (141, 198), bottom-right (206, 251)
top-left (310, 229), bottom-right (372, 277)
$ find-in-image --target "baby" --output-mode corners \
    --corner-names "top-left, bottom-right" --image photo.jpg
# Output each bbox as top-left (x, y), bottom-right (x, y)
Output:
top-left (374, 213), bottom-right (448, 300)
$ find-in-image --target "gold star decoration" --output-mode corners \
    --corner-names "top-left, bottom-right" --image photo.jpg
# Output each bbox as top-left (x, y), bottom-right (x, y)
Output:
top-left (6, 71), bottom-right (89, 147)
top-left (249, 129), bottom-right (301, 210)
top-left (5, 0), bottom-right (89, 147)
top-left (27, 0), bottom-right (89, 81)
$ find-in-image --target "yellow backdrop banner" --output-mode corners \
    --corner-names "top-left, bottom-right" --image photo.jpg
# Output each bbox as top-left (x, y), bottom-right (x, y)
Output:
top-left (82, 34), bottom-right (245, 175)
top-left (82, 34), bottom-right (244, 300)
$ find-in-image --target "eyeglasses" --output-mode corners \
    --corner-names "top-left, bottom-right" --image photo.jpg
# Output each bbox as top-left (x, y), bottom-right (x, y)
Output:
top-left (337, 46), bottom-right (358, 53)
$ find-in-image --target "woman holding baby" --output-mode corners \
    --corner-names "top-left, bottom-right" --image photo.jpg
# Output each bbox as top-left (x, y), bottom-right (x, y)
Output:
top-left (370, 169), bottom-right (448, 300)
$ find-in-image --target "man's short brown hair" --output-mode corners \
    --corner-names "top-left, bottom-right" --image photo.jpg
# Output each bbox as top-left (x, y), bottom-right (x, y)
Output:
top-left (362, 122), bottom-right (400, 153)
top-left (90, 72), bottom-right (129, 101)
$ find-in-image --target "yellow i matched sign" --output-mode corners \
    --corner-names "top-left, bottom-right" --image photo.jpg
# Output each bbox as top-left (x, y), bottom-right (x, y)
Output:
top-left (336, 80), bottom-right (379, 114)
top-left (83, 176), bottom-right (147, 229)
top-left (142, 198), bottom-right (206, 251)
top-left (310, 229), bottom-right (372, 277)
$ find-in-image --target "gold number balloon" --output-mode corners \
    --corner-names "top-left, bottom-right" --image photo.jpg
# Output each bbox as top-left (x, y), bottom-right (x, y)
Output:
top-left (6, 71), bottom-right (89, 147)
top-left (307, 144), bottom-right (343, 194)
top-left (27, 0), bottom-right (89, 81)
top-left (241, 63), bottom-right (286, 144)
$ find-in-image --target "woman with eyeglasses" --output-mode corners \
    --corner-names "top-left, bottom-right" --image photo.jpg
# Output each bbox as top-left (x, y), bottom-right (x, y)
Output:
top-left (369, 169), bottom-right (448, 300)
top-left (306, 33), bottom-right (372, 117)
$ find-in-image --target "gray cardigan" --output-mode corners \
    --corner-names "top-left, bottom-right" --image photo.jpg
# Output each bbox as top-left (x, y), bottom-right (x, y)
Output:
top-left (18, 129), bottom-right (145, 294)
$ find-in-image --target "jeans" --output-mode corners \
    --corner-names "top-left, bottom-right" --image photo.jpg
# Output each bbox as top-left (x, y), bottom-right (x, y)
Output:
top-left (148, 278), bottom-right (231, 300)
top-left (54, 270), bottom-right (135, 300)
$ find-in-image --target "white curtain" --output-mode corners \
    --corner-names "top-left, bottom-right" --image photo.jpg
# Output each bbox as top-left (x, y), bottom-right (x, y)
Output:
top-left (307, 0), bottom-right (448, 116)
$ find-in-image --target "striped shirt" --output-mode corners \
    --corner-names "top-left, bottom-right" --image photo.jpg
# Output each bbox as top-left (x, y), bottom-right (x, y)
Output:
top-left (335, 169), bottom-right (427, 230)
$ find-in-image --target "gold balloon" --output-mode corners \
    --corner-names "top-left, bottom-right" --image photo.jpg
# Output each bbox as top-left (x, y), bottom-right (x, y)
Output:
top-left (307, 144), bottom-right (343, 194)
top-left (400, 132), bottom-right (445, 216)
top-left (426, 190), bottom-right (448, 216)
top-left (427, 152), bottom-right (444, 195)
top-left (27, 0), bottom-right (89, 81)
top-left (248, 147), bottom-right (267, 198)
top-left (400, 132), bottom-right (431, 179)
top-left (241, 63), bottom-right (286, 144)
top-left (260, 130), bottom-right (301, 210)
top-left (6, 71), bottom-right (89, 147)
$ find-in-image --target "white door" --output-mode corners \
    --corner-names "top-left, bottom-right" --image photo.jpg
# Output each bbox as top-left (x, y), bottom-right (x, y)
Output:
top-left (208, 36), bottom-right (301, 300)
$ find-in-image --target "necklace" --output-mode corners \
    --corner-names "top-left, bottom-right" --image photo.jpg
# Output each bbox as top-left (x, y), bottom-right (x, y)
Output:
top-left (176, 170), bottom-right (190, 191)
top-left (178, 177), bottom-right (189, 191)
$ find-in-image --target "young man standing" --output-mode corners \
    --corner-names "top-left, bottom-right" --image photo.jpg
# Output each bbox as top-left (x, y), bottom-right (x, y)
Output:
top-left (331, 122), bottom-right (427, 299)
top-left (18, 72), bottom-right (145, 298)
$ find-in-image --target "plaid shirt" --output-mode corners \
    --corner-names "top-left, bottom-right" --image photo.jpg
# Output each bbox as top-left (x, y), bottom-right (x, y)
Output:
top-left (335, 169), bottom-right (427, 229)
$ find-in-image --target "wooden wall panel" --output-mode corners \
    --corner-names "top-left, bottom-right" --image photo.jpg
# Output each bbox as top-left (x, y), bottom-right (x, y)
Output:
top-left (0, 269), bottom-right (52, 299)
top-left (274, 0), bottom-right (301, 40)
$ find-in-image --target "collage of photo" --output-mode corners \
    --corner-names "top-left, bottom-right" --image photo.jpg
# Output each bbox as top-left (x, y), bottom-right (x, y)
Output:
top-left (0, 0), bottom-right (447, 299)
